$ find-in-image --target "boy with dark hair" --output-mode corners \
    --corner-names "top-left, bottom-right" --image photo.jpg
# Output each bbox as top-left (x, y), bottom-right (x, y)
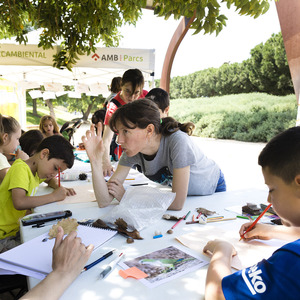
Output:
top-left (0, 135), bottom-right (75, 252)
top-left (203, 126), bottom-right (300, 299)
top-left (146, 87), bottom-right (170, 117)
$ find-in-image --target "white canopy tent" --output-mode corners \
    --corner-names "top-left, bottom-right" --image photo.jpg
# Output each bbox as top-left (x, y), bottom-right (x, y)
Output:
top-left (0, 43), bottom-right (155, 127)
top-left (0, 43), bottom-right (155, 85)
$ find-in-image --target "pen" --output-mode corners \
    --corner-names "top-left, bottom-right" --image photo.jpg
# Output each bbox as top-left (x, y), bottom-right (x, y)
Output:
top-left (99, 252), bottom-right (125, 279)
top-left (82, 249), bottom-right (116, 272)
top-left (240, 203), bottom-right (272, 241)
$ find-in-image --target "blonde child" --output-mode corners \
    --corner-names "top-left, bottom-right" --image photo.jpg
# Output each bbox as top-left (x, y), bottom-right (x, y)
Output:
top-left (0, 115), bottom-right (29, 183)
top-left (39, 115), bottom-right (61, 138)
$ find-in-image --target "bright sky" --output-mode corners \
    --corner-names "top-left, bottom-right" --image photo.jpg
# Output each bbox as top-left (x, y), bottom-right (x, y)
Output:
top-left (118, 1), bottom-right (281, 79)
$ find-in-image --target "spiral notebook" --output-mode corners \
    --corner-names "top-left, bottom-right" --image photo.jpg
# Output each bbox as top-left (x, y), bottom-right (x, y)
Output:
top-left (0, 225), bottom-right (117, 279)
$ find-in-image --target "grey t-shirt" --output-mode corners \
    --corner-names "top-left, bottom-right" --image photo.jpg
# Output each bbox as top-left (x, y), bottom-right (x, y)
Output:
top-left (119, 130), bottom-right (221, 195)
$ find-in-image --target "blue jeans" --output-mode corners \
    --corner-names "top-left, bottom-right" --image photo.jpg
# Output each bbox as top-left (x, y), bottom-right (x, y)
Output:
top-left (215, 170), bottom-right (226, 192)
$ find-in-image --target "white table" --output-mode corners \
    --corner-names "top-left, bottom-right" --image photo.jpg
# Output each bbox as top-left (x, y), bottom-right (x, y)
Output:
top-left (20, 184), bottom-right (269, 300)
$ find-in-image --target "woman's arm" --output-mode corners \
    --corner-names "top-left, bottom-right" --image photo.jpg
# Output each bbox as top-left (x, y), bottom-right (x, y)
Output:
top-left (169, 166), bottom-right (190, 210)
top-left (20, 227), bottom-right (93, 300)
top-left (101, 125), bottom-right (115, 177)
top-left (82, 123), bottom-right (130, 207)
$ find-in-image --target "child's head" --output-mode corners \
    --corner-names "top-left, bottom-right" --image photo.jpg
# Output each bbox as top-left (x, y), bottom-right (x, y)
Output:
top-left (110, 77), bottom-right (122, 94)
top-left (20, 130), bottom-right (44, 157)
top-left (146, 88), bottom-right (170, 118)
top-left (120, 69), bottom-right (144, 103)
top-left (110, 99), bottom-right (194, 138)
top-left (109, 99), bottom-right (161, 135)
top-left (91, 109), bottom-right (106, 126)
top-left (91, 109), bottom-right (106, 134)
top-left (39, 115), bottom-right (60, 136)
top-left (0, 115), bottom-right (22, 154)
top-left (258, 126), bottom-right (300, 227)
top-left (35, 135), bottom-right (74, 178)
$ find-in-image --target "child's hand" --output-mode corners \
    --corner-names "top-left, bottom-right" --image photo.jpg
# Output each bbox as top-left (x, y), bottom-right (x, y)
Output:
top-left (52, 186), bottom-right (68, 201)
top-left (81, 123), bottom-right (104, 163)
top-left (64, 187), bottom-right (76, 196)
top-left (239, 222), bottom-right (274, 241)
top-left (107, 179), bottom-right (125, 201)
top-left (203, 239), bottom-right (237, 257)
top-left (15, 149), bottom-right (29, 160)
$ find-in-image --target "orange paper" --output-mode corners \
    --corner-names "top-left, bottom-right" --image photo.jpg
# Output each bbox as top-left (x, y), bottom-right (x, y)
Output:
top-left (119, 267), bottom-right (148, 279)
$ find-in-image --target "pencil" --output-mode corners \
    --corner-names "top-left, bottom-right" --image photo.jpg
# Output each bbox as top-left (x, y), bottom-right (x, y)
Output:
top-left (9, 153), bottom-right (16, 156)
top-left (184, 211), bottom-right (191, 220)
top-left (240, 203), bottom-right (272, 240)
top-left (171, 216), bottom-right (184, 229)
top-left (58, 167), bottom-right (61, 187)
top-left (207, 217), bottom-right (236, 223)
top-left (171, 211), bottom-right (190, 229)
top-left (125, 178), bottom-right (135, 180)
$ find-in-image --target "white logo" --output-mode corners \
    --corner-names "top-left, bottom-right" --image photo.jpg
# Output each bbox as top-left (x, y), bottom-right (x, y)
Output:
top-left (242, 264), bottom-right (266, 295)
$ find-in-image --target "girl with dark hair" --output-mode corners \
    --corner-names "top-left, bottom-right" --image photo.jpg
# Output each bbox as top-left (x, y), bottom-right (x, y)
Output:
top-left (83, 99), bottom-right (225, 210)
top-left (102, 69), bottom-right (148, 176)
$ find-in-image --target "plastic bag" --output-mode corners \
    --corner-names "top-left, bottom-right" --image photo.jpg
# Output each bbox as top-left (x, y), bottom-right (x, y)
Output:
top-left (100, 186), bottom-right (176, 231)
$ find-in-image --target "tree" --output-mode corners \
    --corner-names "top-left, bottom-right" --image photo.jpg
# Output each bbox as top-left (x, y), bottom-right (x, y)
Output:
top-left (65, 93), bottom-right (105, 121)
top-left (248, 33), bottom-right (293, 95)
top-left (0, 0), bottom-right (270, 70)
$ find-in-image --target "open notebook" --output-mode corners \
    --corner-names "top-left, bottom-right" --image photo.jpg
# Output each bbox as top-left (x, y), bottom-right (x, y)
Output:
top-left (0, 225), bottom-right (117, 279)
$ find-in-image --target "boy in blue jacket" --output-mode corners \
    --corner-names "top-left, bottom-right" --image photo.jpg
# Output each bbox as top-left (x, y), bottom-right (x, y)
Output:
top-left (204, 126), bottom-right (300, 299)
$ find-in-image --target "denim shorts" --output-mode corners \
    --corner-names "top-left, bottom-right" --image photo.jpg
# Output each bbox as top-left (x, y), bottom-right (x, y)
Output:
top-left (215, 170), bottom-right (226, 192)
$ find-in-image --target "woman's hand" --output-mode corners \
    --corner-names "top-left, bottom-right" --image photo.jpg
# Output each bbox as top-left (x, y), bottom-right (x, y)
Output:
top-left (82, 123), bottom-right (104, 163)
top-left (52, 227), bottom-right (94, 278)
top-left (107, 179), bottom-right (125, 201)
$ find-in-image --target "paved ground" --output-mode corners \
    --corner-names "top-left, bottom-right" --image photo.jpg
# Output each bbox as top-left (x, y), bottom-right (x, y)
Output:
top-left (73, 122), bottom-right (267, 192)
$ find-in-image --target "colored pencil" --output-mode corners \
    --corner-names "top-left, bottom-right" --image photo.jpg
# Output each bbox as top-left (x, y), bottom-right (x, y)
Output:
top-left (171, 217), bottom-right (184, 229)
top-left (169, 210), bottom-right (190, 230)
top-left (196, 212), bottom-right (202, 219)
top-left (9, 153), bottom-right (16, 156)
top-left (240, 203), bottom-right (272, 240)
top-left (207, 217), bottom-right (236, 223)
top-left (184, 211), bottom-right (191, 220)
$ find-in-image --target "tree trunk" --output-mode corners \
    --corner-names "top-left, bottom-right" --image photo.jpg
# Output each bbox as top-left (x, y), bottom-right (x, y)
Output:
top-left (32, 99), bottom-right (38, 116)
top-left (82, 102), bottom-right (94, 121)
top-left (45, 99), bottom-right (56, 118)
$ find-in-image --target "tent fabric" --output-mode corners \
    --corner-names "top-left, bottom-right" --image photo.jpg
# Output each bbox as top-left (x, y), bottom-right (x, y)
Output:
top-left (0, 44), bottom-right (155, 85)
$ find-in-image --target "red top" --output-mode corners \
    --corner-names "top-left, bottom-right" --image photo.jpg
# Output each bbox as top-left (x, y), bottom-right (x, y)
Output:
top-left (104, 90), bottom-right (148, 125)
